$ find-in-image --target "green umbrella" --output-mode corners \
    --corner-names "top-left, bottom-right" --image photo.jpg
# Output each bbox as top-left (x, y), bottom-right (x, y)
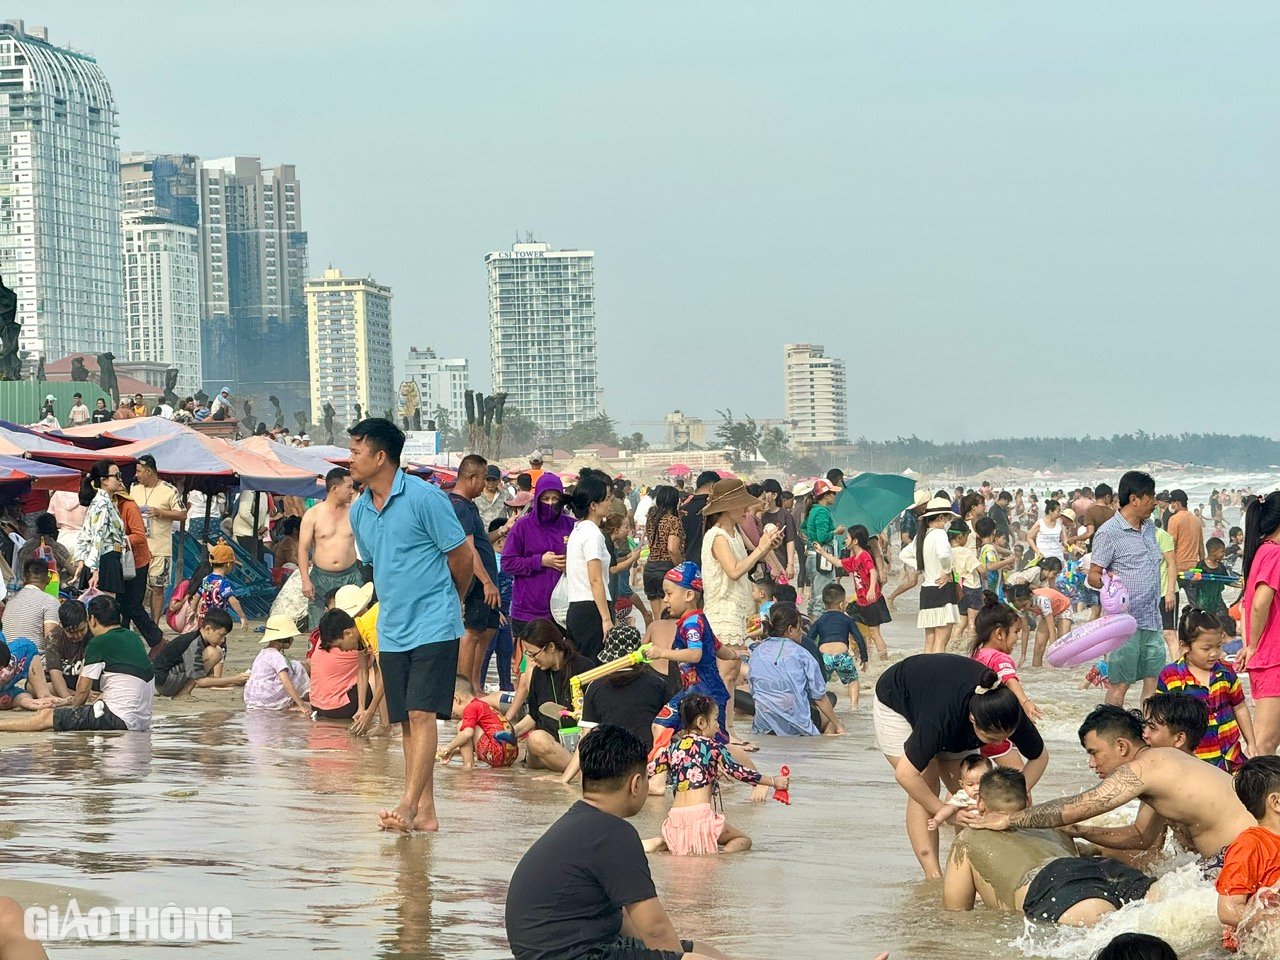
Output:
top-left (830, 472), bottom-right (918, 534)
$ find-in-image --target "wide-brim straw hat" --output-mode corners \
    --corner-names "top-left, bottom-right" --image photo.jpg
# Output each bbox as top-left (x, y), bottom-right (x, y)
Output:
top-left (334, 582), bottom-right (374, 618)
top-left (704, 478), bottom-right (763, 516)
top-left (260, 614), bottom-right (303, 645)
top-left (920, 496), bottom-right (959, 519)
top-left (792, 480), bottom-right (815, 498)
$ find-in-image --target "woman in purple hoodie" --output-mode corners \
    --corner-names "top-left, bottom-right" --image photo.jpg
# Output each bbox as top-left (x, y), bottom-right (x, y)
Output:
top-left (500, 473), bottom-right (576, 639)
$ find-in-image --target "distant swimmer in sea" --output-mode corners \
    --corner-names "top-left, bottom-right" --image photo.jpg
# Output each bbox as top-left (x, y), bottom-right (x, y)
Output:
top-left (944, 767), bottom-right (1157, 927)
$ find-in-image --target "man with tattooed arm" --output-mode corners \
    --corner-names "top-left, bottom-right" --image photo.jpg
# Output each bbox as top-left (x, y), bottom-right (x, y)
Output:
top-left (975, 705), bottom-right (1255, 874)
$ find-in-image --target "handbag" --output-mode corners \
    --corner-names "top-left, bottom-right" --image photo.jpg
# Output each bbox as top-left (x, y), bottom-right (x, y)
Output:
top-left (121, 540), bottom-right (137, 580)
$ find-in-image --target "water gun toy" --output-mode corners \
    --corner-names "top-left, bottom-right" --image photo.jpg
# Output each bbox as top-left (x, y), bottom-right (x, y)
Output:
top-left (1180, 568), bottom-right (1242, 585)
top-left (773, 765), bottom-right (791, 805)
top-left (538, 644), bottom-right (656, 725)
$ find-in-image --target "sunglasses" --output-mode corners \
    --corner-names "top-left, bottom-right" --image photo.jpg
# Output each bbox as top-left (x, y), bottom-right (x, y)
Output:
top-left (106, 471), bottom-right (122, 479)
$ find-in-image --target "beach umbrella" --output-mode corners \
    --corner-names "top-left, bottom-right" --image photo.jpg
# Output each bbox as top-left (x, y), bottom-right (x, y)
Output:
top-left (667, 463), bottom-right (691, 477)
top-left (56, 417), bottom-right (191, 448)
top-left (0, 455), bottom-right (81, 492)
top-left (0, 420), bottom-right (121, 465)
top-left (831, 472), bottom-right (918, 534)
top-left (236, 435), bottom-right (346, 478)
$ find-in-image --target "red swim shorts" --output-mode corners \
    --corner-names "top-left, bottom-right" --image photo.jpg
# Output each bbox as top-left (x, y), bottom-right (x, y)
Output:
top-left (476, 733), bottom-right (518, 768)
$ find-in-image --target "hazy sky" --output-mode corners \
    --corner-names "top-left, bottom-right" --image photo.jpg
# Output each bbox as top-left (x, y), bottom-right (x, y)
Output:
top-left (30, 2), bottom-right (1280, 441)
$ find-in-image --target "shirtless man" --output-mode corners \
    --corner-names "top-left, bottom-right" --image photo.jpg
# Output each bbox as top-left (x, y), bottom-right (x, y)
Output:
top-left (945, 768), bottom-right (1156, 927)
top-left (299, 468), bottom-right (363, 629)
top-left (975, 703), bottom-right (1255, 867)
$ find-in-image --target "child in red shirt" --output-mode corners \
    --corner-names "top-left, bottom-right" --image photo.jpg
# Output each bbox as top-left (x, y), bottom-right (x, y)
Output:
top-left (1217, 755), bottom-right (1280, 951)
top-left (438, 676), bottom-right (518, 769)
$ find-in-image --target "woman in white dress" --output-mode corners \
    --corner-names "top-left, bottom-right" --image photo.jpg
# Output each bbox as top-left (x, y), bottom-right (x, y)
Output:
top-left (701, 478), bottom-right (783, 746)
top-left (915, 497), bottom-right (958, 653)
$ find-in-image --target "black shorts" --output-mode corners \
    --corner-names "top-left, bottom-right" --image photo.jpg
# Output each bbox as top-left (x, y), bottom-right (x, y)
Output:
top-left (580, 936), bottom-right (695, 960)
top-left (463, 579), bottom-right (502, 632)
top-left (960, 586), bottom-right (985, 612)
top-left (312, 684), bottom-right (372, 721)
top-left (1022, 856), bottom-right (1155, 923)
top-left (1161, 598), bottom-right (1178, 632)
top-left (53, 702), bottom-right (129, 732)
top-left (642, 562), bottom-right (674, 600)
top-left (379, 639), bottom-right (458, 724)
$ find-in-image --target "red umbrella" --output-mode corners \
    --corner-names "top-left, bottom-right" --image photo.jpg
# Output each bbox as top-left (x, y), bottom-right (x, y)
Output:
top-left (666, 463), bottom-right (691, 477)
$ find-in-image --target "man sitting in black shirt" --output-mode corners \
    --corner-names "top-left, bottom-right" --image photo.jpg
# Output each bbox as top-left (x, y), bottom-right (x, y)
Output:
top-left (505, 725), bottom-right (732, 960)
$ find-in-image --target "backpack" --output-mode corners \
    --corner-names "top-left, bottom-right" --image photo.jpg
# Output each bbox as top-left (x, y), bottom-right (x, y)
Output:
top-left (166, 578), bottom-right (198, 633)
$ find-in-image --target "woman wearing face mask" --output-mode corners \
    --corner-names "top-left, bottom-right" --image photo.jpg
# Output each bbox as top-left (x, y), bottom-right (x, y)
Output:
top-left (500, 473), bottom-right (576, 646)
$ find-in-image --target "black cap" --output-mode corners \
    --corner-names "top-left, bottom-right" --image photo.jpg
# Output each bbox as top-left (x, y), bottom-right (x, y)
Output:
top-left (1170, 489), bottom-right (1189, 506)
top-left (485, 464), bottom-right (501, 480)
top-left (1156, 490), bottom-right (1171, 501)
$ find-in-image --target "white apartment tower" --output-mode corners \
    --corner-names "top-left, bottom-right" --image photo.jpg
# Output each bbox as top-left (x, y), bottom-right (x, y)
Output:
top-left (783, 343), bottom-right (848, 446)
top-left (121, 216), bottom-right (202, 395)
top-left (306, 268), bottom-right (394, 431)
top-left (404, 346), bottom-right (469, 434)
top-left (486, 241), bottom-right (600, 432)
top-left (0, 21), bottom-right (125, 363)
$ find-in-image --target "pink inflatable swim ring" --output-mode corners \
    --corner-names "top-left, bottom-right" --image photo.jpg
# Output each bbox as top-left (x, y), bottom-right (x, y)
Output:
top-left (1098, 573), bottom-right (1130, 617)
top-left (1046, 574), bottom-right (1137, 668)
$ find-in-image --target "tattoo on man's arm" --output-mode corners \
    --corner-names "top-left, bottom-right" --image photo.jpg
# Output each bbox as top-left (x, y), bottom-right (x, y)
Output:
top-left (1010, 765), bottom-right (1143, 830)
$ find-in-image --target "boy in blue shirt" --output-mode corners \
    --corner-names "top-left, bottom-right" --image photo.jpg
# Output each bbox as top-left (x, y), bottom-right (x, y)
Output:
top-left (805, 582), bottom-right (867, 710)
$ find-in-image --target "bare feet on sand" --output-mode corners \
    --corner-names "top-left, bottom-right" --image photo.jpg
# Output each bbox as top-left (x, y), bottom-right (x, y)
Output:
top-left (377, 805), bottom-right (440, 833)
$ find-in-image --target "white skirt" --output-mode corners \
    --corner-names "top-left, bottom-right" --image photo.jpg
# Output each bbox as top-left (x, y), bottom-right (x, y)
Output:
top-left (917, 604), bottom-right (958, 628)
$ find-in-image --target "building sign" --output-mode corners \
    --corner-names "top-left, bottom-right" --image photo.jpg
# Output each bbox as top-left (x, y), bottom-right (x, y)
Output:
top-left (402, 431), bottom-right (440, 461)
top-left (487, 250), bottom-right (545, 261)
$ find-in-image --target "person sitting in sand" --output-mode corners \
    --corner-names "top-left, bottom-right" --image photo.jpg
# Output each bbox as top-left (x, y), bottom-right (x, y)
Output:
top-left (439, 675), bottom-right (517, 769)
top-left (42, 600), bottom-right (91, 700)
top-left (243, 615), bottom-right (310, 713)
top-left (152, 608), bottom-right (247, 699)
top-left (974, 702), bottom-right (1256, 871)
top-left (644, 694), bottom-right (785, 856)
top-left (0, 596), bottom-right (154, 733)
top-left (505, 724), bottom-right (735, 960)
top-left (0, 636), bottom-right (52, 711)
top-left (1218, 755), bottom-right (1280, 951)
top-left (944, 767), bottom-right (1157, 927)
top-left (748, 601), bottom-right (845, 736)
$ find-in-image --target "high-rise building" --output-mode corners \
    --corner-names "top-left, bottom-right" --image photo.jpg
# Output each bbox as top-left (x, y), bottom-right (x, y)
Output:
top-left (486, 241), bottom-right (599, 433)
top-left (119, 154), bottom-right (203, 395)
top-left (120, 153), bottom-right (200, 228)
top-left (306, 268), bottom-right (393, 432)
top-left (404, 346), bottom-right (469, 434)
top-left (0, 21), bottom-right (124, 364)
top-left (783, 343), bottom-right (848, 446)
top-left (122, 215), bottom-right (201, 396)
top-left (199, 157), bottom-right (308, 412)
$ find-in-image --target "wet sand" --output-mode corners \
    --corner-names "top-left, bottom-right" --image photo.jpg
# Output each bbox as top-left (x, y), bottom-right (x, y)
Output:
top-left (0, 596), bottom-right (1238, 958)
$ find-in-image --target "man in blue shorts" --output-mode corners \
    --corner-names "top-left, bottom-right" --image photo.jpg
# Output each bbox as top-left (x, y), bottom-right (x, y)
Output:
top-left (349, 418), bottom-right (472, 833)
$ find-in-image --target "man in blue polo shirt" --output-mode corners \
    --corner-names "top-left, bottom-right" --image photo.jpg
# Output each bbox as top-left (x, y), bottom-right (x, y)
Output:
top-left (348, 418), bottom-right (471, 834)
top-left (1088, 470), bottom-right (1176, 709)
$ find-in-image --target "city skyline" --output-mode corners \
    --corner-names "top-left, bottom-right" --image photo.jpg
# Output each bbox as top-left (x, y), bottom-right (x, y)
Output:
top-left (19, 2), bottom-right (1280, 442)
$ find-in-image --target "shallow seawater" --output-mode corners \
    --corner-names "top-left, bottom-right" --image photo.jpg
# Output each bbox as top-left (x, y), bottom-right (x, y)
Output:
top-left (0, 596), bottom-right (1245, 959)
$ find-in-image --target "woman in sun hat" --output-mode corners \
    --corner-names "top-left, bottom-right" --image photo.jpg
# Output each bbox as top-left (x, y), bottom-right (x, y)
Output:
top-left (701, 479), bottom-right (783, 746)
top-left (915, 497), bottom-right (959, 653)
